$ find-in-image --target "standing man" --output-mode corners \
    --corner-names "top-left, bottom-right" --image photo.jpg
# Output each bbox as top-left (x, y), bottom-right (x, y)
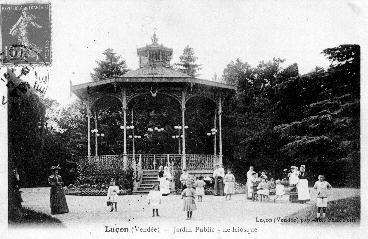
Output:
top-left (213, 164), bottom-right (225, 196)
top-left (246, 166), bottom-right (255, 199)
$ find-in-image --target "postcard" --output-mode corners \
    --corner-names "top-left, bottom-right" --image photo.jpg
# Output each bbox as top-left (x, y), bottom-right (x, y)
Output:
top-left (0, 1), bottom-right (366, 239)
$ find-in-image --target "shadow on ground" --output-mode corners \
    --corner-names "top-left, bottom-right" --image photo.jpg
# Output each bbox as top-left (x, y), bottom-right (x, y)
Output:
top-left (9, 207), bottom-right (64, 227)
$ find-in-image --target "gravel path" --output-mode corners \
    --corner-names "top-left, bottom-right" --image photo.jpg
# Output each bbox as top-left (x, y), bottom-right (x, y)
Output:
top-left (20, 187), bottom-right (359, 227)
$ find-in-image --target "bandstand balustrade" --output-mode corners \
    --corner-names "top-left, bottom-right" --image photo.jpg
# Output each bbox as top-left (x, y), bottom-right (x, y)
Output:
top-left (78, 154), bottom-right (220, 175)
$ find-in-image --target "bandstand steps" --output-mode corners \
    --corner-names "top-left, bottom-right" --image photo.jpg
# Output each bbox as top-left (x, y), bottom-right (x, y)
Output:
top-left (133, 170), bottom-right (160, 194)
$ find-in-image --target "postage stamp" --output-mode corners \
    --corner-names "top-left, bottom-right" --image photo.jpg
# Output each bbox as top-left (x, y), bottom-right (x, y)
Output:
top-left (1, 3), bottom-right (51, 65)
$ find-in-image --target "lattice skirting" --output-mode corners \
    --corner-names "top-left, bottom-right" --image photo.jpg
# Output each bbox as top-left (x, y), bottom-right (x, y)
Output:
top-left (65, 188), bottom-right (132, 196)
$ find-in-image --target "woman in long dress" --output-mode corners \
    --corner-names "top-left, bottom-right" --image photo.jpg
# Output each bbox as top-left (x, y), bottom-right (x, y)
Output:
top-left (246, 166), bottom-right (255, 199)
top-left (224, 169), bottom-right (235, 200)
top-left (48, 165), bottom-right (69, 215)
top-left (163, 166), bottom-right (174, 192)
top-left (213, 164), bottom-right (225, 196)
top-left (297, 165), bottom-right (310, 203)
top-left (288, 166), bottom-right (299, 203)
top-left (160, 177), bottom-right (171, 196)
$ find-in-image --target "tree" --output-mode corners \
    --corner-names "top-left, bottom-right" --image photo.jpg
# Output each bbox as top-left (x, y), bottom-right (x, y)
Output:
top-left (91, 48), bottom-right (129, 81)
top-left (175, 45), bottom-right (201, 77)
top-left (273, 45), bottom-right (360, 186)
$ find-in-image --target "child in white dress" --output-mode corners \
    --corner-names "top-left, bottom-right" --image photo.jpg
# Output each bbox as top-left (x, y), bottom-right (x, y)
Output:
top-left (194, 176), bottom-right (206, 202)
top-left (107, 179), bottom-right (120, 212)
top-left (147, 185), bottom-right (162, 217)
top-left (273, 180), bottom-right (285, 202)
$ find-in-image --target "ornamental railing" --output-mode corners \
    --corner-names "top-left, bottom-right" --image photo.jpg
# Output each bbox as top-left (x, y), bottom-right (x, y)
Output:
top-left (77, 154), bottom-right (219, 175)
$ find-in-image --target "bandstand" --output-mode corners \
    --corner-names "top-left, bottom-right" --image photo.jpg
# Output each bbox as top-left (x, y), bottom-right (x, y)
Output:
top-left (71, 34), bottom-right (235, 193)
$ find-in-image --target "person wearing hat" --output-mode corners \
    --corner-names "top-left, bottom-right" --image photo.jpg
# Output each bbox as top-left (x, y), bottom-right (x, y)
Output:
top-left (297, 165), bottom-right (310, 203)
top-left (213, 164), bottom-right (225, 196)
top-left (48, 165), bottom-right (69, 215)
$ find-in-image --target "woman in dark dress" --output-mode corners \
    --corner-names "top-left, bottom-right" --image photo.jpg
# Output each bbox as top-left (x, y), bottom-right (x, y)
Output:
top-left (48, 165), bottom-right (69, 215)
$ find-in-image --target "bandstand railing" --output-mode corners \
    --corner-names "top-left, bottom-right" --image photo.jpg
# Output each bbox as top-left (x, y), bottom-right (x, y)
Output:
top-left (77, 154), bottom-right (220, 175)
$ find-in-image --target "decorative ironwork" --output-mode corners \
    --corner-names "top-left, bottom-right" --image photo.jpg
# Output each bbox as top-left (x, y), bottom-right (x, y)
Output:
top-left (78, 154), bottom-right (219, 175)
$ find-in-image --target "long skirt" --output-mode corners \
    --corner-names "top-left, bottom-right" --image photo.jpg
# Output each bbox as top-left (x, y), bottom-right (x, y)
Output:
top-left (289, 185), bottom-right (298, 203)
top-left (224, 182), bottom-right (235, 195)
top-left (50, 186), bottom-right (69, 214)
top-left (297, 179), bottom-right (310, 201)
top-left (183, 197), bottom-right (197, 211)
top-left (214, 177), bottom-right (224, 196)
top-left (247, 182), bottom-right (253, 199)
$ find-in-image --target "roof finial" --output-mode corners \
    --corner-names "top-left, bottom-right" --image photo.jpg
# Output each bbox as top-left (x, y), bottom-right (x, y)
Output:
top-left (152, 29), bottom-right (158, 44)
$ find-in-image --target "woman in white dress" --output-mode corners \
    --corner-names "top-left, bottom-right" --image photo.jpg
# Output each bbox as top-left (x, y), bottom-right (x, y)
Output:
top-left (246, 166), bottom-right (255, 199)
top-left (297, 165), bottom-right (310, 203)
top-left (163, 166), bottom-right (174, 191)
top-left (160, 177), bottom-right (171, 196)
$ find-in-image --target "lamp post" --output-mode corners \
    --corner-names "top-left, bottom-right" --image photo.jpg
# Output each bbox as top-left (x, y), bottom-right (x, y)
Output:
top-left (120, 125), bottom-right (134, 155)
top-left (207, 128), bottom-right (217, 155)
top-left (91, 129), bottom-right (104, 156)
top-left (174, 125), bottom-right (188, 155)
top-left (128, 134), bottom-right (142, 156)
top-left (171, 135), bottom-right (181, 154)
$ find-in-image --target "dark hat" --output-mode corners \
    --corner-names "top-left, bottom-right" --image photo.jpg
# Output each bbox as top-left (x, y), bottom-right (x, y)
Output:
top-left (51, 165), bottom-right (61, 171)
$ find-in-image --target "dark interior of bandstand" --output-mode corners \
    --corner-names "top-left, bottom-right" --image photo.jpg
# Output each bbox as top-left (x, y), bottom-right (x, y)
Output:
top-left (91, 93), bottom-right (218, 157)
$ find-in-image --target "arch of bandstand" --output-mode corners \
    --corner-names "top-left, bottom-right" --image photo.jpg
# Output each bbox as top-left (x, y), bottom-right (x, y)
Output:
top-left (71, 34), bottom-right (235, 192)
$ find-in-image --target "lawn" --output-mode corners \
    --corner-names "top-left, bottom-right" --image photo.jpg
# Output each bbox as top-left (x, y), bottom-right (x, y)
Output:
top-left (283, 196), bottom-right (360, 225)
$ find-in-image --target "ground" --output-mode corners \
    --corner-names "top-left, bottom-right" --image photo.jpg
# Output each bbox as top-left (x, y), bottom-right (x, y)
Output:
top-left (18, 187), bottom-right (359, 228)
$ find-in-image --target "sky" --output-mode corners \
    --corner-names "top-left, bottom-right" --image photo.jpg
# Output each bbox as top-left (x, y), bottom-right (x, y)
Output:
top-left (11, 0), bottom-right (366, 105)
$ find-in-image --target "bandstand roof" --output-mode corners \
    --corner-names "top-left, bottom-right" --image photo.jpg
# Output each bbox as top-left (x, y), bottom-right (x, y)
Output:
top-left (71, 72), bottom-right (235, 100)
top-left (71, 34), bottom-right (235, 99)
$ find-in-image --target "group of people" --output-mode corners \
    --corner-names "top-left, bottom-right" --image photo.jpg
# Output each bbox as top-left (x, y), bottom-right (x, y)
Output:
top-left (246, 167), bottom-right (284, 202)
top-left (245, 165), bottom-right (332, 220)
top-left (246, 165), bottom-right (311, 203)
top-left (48, 163), bottom-right (332, 220)
top-left (147, 169), bottom-right (206, 220)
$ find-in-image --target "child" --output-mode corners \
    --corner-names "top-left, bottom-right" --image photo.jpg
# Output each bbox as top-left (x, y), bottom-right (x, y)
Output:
top-left (273, 180), bottom-right (285, 202)
top-left (313, 175), bottom-right (332, 220)
top-left (147, 184), bottom-right (162, 217)
top-left (194, 176), bottom-right (206, 202)
top-left (107, 178), bottom-right (120, 212)
top-left (181, 181), bottom-right (196, 220)
top-left (257, 177), bottom-right (270, 201)
top-left (224, 169), bottom-right (235, 200)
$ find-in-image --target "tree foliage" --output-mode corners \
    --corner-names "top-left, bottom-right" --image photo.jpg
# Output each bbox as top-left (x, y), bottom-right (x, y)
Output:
top-left (91, 48), bottom-right (129, 81)
top-left (175, 45), bottom-right (201, 77)
top-left (222, 44), bottom-right (359, 187)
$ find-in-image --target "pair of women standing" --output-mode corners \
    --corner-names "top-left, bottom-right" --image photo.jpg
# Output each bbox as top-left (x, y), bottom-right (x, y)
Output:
top-left (288, 165), bottom-right (310, 203)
